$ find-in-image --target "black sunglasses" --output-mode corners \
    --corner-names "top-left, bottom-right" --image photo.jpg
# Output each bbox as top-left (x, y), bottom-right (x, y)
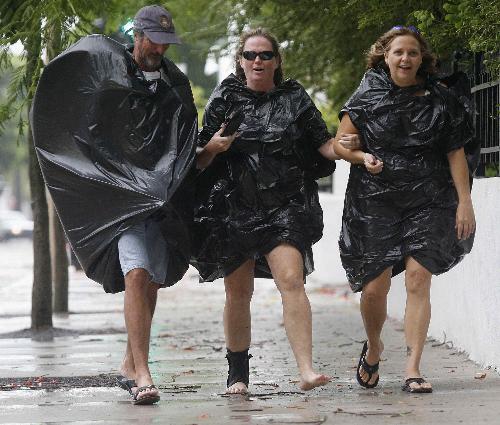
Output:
top-left (242, 50), bottom-right (275, 61)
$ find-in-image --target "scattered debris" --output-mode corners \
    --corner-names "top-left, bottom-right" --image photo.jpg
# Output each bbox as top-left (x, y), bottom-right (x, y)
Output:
top-left (158, 384), bottom-right (201, 393)
top-left (254, 381), bottom-right (279, 388)
top-left (0, 374), bottom-right (118, 391)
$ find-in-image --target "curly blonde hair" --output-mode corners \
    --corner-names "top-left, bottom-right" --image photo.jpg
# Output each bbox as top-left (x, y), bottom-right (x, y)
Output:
top-left (234, 28), bottom-right (284, 86)
top-left (366, 27), bottom-right (437, 76)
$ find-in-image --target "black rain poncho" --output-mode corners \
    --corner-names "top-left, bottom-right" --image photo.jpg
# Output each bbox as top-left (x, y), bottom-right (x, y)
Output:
top-left (191, 74), bottom-right (334, 281)
top-left (31, 35), bottom-right (198, 293)
top-left (339, 67), bottom-right (476, 292)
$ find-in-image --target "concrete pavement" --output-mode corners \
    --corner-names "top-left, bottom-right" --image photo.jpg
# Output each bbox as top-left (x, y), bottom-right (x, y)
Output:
top-left (0, 238), bottom-right (498, 424)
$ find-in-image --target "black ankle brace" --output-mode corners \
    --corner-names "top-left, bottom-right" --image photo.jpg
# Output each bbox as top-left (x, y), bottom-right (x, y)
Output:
top-left (226, 348), bottom-right (252, 388)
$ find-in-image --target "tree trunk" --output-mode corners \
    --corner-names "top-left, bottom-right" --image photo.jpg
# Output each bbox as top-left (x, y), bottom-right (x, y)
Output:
top-left (45, 22), bottom-right (68, 314)
top-left (48, 194), bottom-right (68, 313)
top-left (26, 32), bottom-right (53, 337)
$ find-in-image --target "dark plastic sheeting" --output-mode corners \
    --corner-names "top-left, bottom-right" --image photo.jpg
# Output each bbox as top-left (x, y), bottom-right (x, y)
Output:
top-left (339, 67), bottom-right (477, 292)
top-left (192, 74), bottom-right (335, 281)
top-left (31, 35), bottom-right (198, 293)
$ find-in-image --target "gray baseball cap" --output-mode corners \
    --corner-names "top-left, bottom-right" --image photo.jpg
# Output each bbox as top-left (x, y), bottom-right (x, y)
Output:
top-left (133, 5), bottom-right (181, 45)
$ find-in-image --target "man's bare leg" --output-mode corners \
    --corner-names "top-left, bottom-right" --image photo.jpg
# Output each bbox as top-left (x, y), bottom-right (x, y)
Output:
top-left (123, 268), bottom-right (159, 401)
top-left (266, 244), bottom-right (330, 391)
top-left (119, 280), bottom-right (159, 384)
top-left (224, 260), bottom-right (255, 394)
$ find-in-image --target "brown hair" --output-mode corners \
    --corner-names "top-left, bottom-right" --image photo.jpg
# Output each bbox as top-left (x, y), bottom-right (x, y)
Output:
top-left (234, 28), bottom-right (284, 86)
top-left (366, 27), bottom-right (437, 76)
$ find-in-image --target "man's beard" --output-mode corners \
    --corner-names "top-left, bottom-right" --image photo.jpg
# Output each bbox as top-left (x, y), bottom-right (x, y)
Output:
top-left (138, 53), bottom-right (162, 72)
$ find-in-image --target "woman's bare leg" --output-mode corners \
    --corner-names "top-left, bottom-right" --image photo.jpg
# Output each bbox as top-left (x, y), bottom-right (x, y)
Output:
top-left (224, 259), bottom-right (255, 394)
top-left (358, 267), bottom-right (392, 386)
top-left (266, 244), bottom-right (330, 391)
top-left (404, 257), bottom-right (432, 391)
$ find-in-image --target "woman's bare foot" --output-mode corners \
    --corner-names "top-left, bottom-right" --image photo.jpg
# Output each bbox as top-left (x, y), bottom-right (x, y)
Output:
top-left (226, 381), bottom-right (248, 394)
top-left (358, 340), bottom-right (384, 387)
top-left (299, 371), bottom-right (331, 391)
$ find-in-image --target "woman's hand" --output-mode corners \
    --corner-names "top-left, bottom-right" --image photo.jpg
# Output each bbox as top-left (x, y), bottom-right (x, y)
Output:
top-left (204, 125), bottom-right (238, 154)
top-left (446, 148), bottom-right (475, 240)
top-left (196, 124), bottom-right (238, 169)
top-left (455, 199), bottom-right (476, 240)
top-left (363, 153), bottom-right (383, 174)
top-left (339, 133), bottom-right (361, 150)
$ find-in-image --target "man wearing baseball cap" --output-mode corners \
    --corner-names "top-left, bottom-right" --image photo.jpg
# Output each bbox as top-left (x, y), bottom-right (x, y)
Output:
top-left (114, 5), bottom-right (194, 406)
top-left (33, 3), bottom-right (197, 407)
top-left (132, 4), bottom-right (181, 72)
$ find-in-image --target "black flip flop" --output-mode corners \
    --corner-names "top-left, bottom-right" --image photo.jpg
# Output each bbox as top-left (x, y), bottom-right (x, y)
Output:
top-left (116, 375), bottom-right (137, 395)
top-left (356, 341), bottom-right (380, 389)
top-left (132, 384), bottom-right (160, 405)
top-left (402, 377), bottom-right (433, 393)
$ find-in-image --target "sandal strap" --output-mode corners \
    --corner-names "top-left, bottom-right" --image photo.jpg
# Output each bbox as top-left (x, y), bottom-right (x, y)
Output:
top-left (116, 376), bottom-right (137, 395)
top-left (360, 355), bottom-right (379, 375)
top-left (404, 377), bottom-right (426, 385)
top-left (402, 377), bottom-right (432, 393)
top-left (226, 348), bottom-right (252, 387)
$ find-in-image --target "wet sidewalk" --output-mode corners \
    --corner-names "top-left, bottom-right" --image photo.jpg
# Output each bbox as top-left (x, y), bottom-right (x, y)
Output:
top-left (0, 239), bottom-right (498, 424)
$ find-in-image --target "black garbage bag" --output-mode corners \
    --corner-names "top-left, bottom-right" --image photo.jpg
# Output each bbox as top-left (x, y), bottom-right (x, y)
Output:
top-left (339, 67), bottom-right (476, 292)
top-left (437, 71), bottom-right (481, 178)
top-left (192, 74), bottom-right (334, 281)
top-left (31, 35), bottom-right (197, 293)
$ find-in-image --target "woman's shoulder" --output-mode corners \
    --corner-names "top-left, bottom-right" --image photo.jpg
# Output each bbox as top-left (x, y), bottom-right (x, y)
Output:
top-left (428, 75), bottom-right (473, 123)
top-left (343, 67), bottom-right (390, 111)
top-left (277, 79), bottom-right (309, 96)
top-left (358, 67), bottom-right (392, 92)
top-left (208, 74), bottom-right (242, 99)
top-left (274, 79), bottom-right (317, 108)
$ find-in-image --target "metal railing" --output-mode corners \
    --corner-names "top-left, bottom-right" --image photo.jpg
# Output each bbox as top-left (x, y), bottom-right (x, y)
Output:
top-left (470, 53), bottom-right (499, 177)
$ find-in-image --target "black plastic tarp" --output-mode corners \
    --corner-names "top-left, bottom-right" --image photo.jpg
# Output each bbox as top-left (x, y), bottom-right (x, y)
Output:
top-left (339, 67), bottom-right (477, 292)
top-left (192, 74), bottom-right (334, 281)
top-left (31, 35), bottom-right (197, 293)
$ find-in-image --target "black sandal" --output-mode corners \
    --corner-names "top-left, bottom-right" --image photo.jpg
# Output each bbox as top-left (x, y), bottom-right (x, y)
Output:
top-left (356, 341), bottom-right (380, 389)
top-left (226, 348), bottom-right (252, 390)
top-left (116, 375), bottom-right (136, 395)
top-left (402, 377), bottom-right (433, 393)
top-left (132, 384), bottom-right (160, 405)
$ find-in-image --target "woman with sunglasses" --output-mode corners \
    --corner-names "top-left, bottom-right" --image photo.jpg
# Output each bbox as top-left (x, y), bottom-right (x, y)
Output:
top-left (193, 28), bottom-right (360, 394)
top-left (333, 27), bottom-right (476, 393)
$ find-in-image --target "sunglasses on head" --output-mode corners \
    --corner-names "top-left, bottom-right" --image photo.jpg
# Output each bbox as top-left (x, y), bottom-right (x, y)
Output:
top-left (391, 25), bottom-right (421, 34)
top-left (242, 50), bottom-right (275, 61)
